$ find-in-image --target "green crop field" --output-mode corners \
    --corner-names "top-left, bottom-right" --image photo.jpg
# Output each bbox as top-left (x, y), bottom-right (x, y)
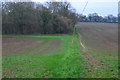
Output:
top-left (2, 23), bottom-right (119, 78)
top-left (2, 34), bottom-right (85, 78)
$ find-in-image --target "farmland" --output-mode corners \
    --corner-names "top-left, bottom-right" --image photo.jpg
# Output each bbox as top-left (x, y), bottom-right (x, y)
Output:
top-left (2, 1), bottom-right (118, 79)
top-left (2, 22), bottom-right (118, 78)
top-left (2, 35), bottom-right (85, 78)
top-left (76, 22), bottom-right (118, 78)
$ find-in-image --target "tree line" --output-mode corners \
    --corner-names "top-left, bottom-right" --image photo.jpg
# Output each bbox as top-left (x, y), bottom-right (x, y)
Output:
top-left (2, 2), bottom-right (78, 34)
top-left (79, 13), bottom-right (118, 23)
top-left (2, 2), bottom-right (118, 35)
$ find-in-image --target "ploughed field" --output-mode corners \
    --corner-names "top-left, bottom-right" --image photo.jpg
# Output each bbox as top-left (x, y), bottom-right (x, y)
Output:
top-left (3, 37), bottom-right (61, 56)
top-left (76, 22), bottom-right (118, 54)
top-left (76, 22), bottom-right (118, 78)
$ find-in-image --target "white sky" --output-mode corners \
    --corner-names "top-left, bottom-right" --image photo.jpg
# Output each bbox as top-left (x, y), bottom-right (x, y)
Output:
top-left (3, 0), bottom-right (118, 16)
top-left (31, 0), bottom-right (118, 17)
top-left (32, 0), bottom-right (119, 2)
top-left (71, 2), bottom-right (118, 17)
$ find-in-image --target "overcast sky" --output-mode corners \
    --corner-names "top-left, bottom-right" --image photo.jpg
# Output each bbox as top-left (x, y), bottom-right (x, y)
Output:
top-left (32, 0), bottom-right (119, 17)
top-left (71, 2), bottom-right (118, 17)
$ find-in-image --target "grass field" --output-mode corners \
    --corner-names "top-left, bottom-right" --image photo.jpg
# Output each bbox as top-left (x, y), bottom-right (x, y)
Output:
top-left (2, 34), bottom-right (85, 78)
top-left (2, 22), bottom-right (119, 78)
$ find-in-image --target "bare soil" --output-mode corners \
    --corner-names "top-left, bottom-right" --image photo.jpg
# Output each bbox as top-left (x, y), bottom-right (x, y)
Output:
top-left (2, 37), bottom-right (61, 56)
top-left (77, 22), bottom-right (118, 71)
top-left (76, 22), bottom-right (118, 54)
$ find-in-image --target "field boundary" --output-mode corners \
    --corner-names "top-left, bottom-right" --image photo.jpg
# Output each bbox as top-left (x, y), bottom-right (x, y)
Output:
top-left (78, 32), bottom-right (106, 70)
top-left (78, 33), bottom-right (87, 52)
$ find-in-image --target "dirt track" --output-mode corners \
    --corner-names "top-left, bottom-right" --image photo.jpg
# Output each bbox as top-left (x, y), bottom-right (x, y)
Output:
top-left (2, 37), bottom-right (61, 56)
top-left (76, 22), bottom-right (118, 54)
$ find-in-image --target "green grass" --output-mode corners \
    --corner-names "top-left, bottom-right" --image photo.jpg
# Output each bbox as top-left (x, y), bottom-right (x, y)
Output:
top-left (48, 35), bottom-right (85, 78)
top-left (2, 35), bottom-right (85, 78)
top-left (80, 46), bottom-right (118, 78)
top-left (88, 48), bottom-right (118, 78)
top-left (78, 38), bottom-right (118, 78)
top-left (3, 30), bottom-right (118, 78)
